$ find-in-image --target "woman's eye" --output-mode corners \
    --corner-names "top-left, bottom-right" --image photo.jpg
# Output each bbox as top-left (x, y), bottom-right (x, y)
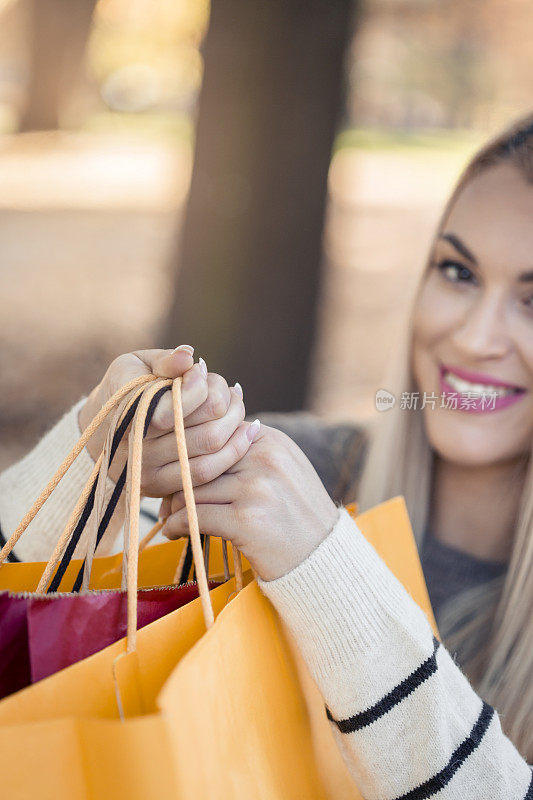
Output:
top-left (435, 259), bottom-right (475, 284)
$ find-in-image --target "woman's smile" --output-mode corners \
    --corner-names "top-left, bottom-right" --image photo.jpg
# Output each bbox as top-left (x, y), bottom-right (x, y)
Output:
top-left (439, 363), bottom-right (528, 414)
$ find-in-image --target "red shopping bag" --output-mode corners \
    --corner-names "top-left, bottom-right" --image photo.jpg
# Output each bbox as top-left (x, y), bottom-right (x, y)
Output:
top-left (0, 579), bottom-right (221, 698)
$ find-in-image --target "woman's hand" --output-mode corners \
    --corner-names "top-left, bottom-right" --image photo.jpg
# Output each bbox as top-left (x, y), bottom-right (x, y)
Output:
top-left (161, 424), bottom-right (340, 581)
top-left (78, 347), bottom-right (255, 498)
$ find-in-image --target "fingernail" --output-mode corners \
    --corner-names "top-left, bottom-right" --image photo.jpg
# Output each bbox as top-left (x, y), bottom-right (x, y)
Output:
top-left (173, 345), bottom-right (194, 356)
top-left (199, 357), bottom-right (208, 378)
top-left (233, 382), bottom-right (243, 398)
top-left (246, 419), bottom-right (260, 442)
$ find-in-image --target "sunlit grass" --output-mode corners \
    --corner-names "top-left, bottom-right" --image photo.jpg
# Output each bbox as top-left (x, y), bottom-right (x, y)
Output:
top-left (334, 127), bottom-right (485, 155)
top-left (82, 110), bottom-right (194, 144)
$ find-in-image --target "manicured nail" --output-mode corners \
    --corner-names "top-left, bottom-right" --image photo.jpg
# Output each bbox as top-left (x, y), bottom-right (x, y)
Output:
top-left (172, 344), bottom-right (194, 356)
top-left (246, 419), bottom-right (261, 442)
top-left (199, 357), bottom-right (208, 378)
top-left (233, 382), bottom-right (243, 398)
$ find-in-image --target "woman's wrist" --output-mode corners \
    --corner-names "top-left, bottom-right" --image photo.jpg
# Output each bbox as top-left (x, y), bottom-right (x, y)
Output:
top-left (255, 503), bottom-right (341, 582)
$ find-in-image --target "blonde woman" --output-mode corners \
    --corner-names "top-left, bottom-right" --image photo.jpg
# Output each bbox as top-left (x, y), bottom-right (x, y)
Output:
top-left (160, 116), bottom-right (533, 796)
top-left (1, 117), bottom-right (531, 796)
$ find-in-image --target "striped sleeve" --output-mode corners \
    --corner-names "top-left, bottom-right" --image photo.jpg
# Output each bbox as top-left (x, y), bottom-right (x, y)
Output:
top-left (0, 399), bottom-right (121, 561)
top-left (258, 509), bottom-right (532, 799)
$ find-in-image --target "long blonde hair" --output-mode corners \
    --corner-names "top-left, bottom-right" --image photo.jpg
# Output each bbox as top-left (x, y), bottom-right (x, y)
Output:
top-left (356, 114), bottom-right (533, 761)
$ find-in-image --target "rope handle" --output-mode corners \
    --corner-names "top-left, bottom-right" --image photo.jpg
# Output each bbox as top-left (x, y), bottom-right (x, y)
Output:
top-left (81, 384), bottom-right (149, 590)
top-left (124, 377), bottom-right (214, 651)
top-left (0, 374), bottom-right (157, 568)
top-left (0, 373), bottom-right (240, 646)
top-left (171, 379), bottom-right (215, 626)
top-left (82, 380), bottom-right (242, 594)
top-left (35, 383), bottom-right (148, 594)
top-left (68, 383), bottom-right (170, 594)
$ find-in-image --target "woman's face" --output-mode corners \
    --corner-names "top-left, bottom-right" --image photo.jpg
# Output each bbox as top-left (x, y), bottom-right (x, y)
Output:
top-left (412, 162), bottom-right (533, 466)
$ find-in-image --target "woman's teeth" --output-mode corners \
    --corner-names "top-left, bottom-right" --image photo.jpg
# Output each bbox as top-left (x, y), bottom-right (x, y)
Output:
top-left (444, 371), bottom-right (519, 397)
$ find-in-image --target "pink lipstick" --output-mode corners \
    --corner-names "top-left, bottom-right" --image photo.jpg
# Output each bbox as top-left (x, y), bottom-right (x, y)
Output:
top-left (439, 364), bottom-right (527, 414)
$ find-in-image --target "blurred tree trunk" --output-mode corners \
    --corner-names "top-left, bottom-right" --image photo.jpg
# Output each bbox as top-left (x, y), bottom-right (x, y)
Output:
top-left (163, 0), bottom-right (356, 413)
top-left (19, 0), bottom-right (96, 132)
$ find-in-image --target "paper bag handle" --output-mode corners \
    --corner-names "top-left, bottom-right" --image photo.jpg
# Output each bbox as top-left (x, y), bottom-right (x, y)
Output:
top-left (37, 382), bottom-right (149, 594)
top-left (0, 374), bottom-right (157, 568)
top-left (0, 373), bottom-right (230, 643)
top-left (123, 376), bottom-right (214, 650)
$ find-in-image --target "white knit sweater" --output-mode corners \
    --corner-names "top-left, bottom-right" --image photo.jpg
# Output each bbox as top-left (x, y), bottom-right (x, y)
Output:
top-left (0, 403), bottom-right (531, 798)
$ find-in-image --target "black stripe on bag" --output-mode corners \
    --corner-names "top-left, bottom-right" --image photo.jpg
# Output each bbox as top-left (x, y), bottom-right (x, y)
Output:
top-left (179, 539), bottom-right (193, 585)
top-left (49, 385), bottom-right (169, 593)
top-left (70, 386), bottom-right (170, 592)
top-left (389, 701), bottom-right (494, 800)
top-left (0, 521), bottom-right (20, 562)
top-left (326, 636), bottom-right (440, 733)
top-left (48, 398), bottom-right (140, 593)
top-left (47, 479), bottom-right (98, 592)
top-left (69, 466), bottom-right (127, 592)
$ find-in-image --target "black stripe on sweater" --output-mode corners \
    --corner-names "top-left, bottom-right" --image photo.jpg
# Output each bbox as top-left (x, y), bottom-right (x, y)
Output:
top-left (326, 636), bottom-right (440, 733)
top-left (391, 701), bottom-right (494, 800)
top-left (524, 769), bottom-right (533, 800)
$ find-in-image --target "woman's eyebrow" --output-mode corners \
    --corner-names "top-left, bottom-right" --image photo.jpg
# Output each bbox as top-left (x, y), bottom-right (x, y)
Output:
top-left (439, 233), bottom-right (533, 282)
top-left (439, 233), bottom-right (477, 264)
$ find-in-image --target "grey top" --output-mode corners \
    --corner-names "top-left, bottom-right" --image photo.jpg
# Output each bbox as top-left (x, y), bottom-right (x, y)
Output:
top-left (419, 530), bottom-right (507, 628)
top-left (258, 411), bottom-right (508, 625)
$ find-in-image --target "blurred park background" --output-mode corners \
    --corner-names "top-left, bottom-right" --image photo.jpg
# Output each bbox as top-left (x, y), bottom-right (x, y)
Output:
top-left (0, 0), bottom-right (532, 469)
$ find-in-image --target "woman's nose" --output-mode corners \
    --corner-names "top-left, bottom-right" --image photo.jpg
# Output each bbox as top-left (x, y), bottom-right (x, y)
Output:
top-left (450, 292), bottom-right (511, 361)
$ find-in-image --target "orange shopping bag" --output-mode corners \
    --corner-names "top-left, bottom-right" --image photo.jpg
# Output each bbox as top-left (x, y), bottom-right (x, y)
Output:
top-left (0, 375), bottom-right (249, 799)
top-left (158, 495), bottom-right (439, 799)
top-left (0, 377), bottom-right (438, 799)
